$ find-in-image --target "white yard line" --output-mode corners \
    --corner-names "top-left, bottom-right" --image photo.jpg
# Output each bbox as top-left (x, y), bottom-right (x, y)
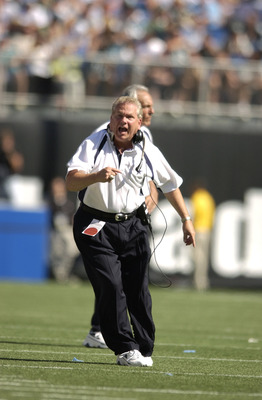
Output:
top-left (0, 380), bottom-right (262, 398)
top-left (0, 337), bottom-right (260, 350)
top-left (1, 362), bottom-right (262, 379)
top-left (1, 348), bottom-right (262, 363)
top-left (157, 355), bottom-right (262, 363)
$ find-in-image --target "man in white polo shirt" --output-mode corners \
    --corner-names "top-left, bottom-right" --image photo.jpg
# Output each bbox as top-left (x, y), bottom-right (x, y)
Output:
top-left (66, 96), bottom-right (195, 366)
top-left (82, 84), bottom-right (158, 350)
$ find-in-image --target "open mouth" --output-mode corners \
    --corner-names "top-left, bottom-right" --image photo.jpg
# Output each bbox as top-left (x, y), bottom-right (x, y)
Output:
top-left (118, 127), bottom-right (128, 134)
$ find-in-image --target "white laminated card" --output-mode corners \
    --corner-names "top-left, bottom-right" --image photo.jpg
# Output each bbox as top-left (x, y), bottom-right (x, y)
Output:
top-left (82, 219), bottom-right (106, 237)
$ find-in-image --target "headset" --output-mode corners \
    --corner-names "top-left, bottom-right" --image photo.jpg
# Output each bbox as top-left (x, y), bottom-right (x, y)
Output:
top-left (107, 125), bottom-right (145, 172)
top-left (107, 124), bottom-right (143, 144)
top-left (135, 131), bottom-right (145, 172)
top-left (132, 129), bottom-right (143, 144)
top-left (107, 125), bottom-right (171, 287)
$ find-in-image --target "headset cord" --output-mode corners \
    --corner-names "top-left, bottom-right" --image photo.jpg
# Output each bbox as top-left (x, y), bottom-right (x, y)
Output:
top-left (147, 197), bottom-right (173, 289)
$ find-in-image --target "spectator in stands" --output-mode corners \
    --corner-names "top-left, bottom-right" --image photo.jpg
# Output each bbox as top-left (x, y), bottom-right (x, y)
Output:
top-left (1, 0), bottom-right (262, 103)
top-left (47, 176), bottom-right (79, 282)
top-left (190, 178), bottom-right (216, 291)
top-left (0, 128), bottom-right (24, 200)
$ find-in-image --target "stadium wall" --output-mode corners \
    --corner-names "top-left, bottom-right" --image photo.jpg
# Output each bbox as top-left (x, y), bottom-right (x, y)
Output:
top-left (0, 113), bottom-right (261, 287)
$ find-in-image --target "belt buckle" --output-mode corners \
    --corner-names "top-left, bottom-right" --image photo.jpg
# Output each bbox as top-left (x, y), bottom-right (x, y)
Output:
top-left (115, 213), bottom-right (124, 222)
top-left (115, 213), bottom-right (127, 222)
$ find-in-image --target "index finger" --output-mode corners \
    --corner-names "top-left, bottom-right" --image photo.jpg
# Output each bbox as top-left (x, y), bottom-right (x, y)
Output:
top-left (111, 168), bottom-right (122, 174)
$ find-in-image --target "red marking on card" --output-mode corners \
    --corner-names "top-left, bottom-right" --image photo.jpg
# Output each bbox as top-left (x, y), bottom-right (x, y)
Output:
top-left (83, 227), bottom-right (98, 236)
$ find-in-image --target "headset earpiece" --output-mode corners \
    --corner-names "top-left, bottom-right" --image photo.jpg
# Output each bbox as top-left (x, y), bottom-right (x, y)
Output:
top-left (132, 130), bottom-right (143, 144)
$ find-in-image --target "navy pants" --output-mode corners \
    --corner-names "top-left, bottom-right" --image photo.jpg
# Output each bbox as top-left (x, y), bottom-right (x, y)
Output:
top-left (73, 206), bottom-right (155, 356)
top-left (90, 299), bottom-right (100, 332)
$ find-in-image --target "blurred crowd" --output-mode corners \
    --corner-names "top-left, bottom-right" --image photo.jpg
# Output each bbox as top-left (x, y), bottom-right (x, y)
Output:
top-left (1, 0), bottom-right (262, 103)
top-left (0, 124), bottom-right (82, 282)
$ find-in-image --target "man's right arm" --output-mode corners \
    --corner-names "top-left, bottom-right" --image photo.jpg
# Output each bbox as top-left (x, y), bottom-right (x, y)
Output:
top-left (66, 167), bottom-right (121, 191)
top-left (66, 170), bottom-right (98, 192)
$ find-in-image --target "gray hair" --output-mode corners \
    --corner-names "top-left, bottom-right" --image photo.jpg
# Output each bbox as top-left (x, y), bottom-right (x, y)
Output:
top-left (122, 84), bottom-right (149, 99)
top-left (112, 96), bottom-right (143, 119)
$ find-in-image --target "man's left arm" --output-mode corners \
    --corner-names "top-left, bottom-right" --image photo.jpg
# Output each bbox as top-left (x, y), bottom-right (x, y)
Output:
top-left (164, 188), bottom-right (196, 247)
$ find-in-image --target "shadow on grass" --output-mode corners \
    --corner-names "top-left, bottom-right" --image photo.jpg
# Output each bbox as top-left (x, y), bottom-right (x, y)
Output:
top-left (0, 340), bottom-right (87, 348)
top-left (0, 356), bottom-right (114, 366)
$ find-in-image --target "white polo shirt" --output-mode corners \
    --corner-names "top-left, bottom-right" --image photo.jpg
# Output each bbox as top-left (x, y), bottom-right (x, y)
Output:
top-left (67, 128), bottom-right (183, 214)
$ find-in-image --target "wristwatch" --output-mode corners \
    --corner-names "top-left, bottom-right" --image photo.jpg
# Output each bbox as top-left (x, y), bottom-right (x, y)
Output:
top-left (181, 216), bottom-right (191, 223)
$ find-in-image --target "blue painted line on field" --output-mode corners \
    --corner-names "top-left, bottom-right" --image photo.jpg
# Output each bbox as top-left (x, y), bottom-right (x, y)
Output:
top-left (72, 357), bottom-right (84, 362)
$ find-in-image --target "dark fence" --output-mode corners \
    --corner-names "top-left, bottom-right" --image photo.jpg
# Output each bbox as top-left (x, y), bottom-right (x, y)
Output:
top-left (0, 111), bottom-right (261, 287)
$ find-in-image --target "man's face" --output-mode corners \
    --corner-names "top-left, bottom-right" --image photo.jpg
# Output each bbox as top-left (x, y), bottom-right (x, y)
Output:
top-left (137, 91), bottom-right (154, 127)
top-left (109, 102), bottom-right (142, 147)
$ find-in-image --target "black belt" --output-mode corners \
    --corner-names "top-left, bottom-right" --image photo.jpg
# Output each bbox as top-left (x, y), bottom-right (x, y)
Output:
top-left (80, 203), bottom-right (138, 222)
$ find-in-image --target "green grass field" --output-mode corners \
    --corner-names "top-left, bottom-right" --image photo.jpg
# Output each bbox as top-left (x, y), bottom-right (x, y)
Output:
top-left (0, 281), bottom-right (261, 400)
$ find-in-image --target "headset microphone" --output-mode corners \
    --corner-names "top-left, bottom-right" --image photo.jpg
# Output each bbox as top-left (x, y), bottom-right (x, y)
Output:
top-left (107, 124), bottom-right (114, 141)
top-left (135, 131), bottom-right (145, 172)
